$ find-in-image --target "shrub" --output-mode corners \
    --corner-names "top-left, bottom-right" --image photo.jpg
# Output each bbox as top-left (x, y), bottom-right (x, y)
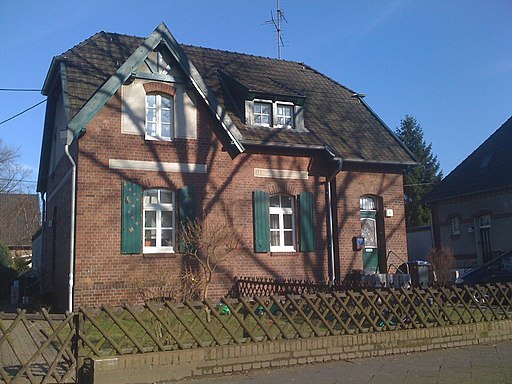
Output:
top-left (427, 247), bottom-right (455, 285)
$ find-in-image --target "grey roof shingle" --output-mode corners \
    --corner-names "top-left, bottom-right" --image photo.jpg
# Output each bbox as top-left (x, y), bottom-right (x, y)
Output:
top-left (51, 30), bottom-right (415, 165)
top-left (424, 116), bottom-right (512, 203)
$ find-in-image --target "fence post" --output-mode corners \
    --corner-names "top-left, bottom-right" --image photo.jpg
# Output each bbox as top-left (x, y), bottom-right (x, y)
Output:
top-left (74, 310), bottom-right (89, 384)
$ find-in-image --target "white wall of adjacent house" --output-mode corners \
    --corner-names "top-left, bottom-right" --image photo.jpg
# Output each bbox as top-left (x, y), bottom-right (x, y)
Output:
top-left (121, 78), bottom-right (197, 139)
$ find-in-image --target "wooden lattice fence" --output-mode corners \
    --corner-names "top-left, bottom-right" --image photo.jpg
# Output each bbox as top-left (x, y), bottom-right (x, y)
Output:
top-left (1, 283), bottom-right (512, 383)
top-left (0, 310), bottom-right (76, 384)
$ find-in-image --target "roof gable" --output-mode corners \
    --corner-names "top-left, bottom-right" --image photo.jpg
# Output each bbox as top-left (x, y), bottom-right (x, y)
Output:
top-left (47, 23), bottom-right (244, 152)
top-left (425, 116), bottom-right (512, 203)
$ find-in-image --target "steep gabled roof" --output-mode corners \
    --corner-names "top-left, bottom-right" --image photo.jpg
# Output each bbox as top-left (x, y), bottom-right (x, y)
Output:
top-left (40, 22), bottom-right (415, 180)
top-left (425, 116), bottom-right (512, 203)
top-left (0, 194), bottom-right (40, 248)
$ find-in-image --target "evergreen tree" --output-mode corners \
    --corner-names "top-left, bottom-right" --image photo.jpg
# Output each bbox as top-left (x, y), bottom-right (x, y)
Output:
top-left (396, 115), bottom-right (443, 227)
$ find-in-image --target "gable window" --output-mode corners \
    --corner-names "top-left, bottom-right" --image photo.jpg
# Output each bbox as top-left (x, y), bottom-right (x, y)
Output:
top-left (146, 93), bottom-right (174, 140)
top-left (143, 189), bottom-right (175, 253)
top-left (269, 194), bottom-right (296, 252)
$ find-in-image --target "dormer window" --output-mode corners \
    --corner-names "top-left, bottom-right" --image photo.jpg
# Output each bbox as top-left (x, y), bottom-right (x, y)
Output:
top-left (254, 102), bottom-right (272, 127)
top-left (276, 104), bottom-right (293, 128)
top-left (252, 100), bottom-right (295, 129)
top-left (245, 97), bottom-right (304, 131)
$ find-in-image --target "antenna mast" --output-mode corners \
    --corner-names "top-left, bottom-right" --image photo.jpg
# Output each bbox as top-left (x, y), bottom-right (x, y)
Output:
top-left (277, 0), bottom-right (282, 59)
top-left (266, 0), bottom-right (287, 59)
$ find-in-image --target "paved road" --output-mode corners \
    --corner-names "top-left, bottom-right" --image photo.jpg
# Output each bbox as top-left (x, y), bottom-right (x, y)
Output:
top-left (188, 341), bottom-right (512, 384)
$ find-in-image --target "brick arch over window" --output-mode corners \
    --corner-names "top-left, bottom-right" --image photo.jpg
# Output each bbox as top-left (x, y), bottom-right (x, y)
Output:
top-left (267, 183), bottom-right (298, 196)
top-left (140, 176), bottom-right (180, 190)
top-left (143, 82), bottom-right (176, 96)
top-left (471, 209), bottom-right (493, 219)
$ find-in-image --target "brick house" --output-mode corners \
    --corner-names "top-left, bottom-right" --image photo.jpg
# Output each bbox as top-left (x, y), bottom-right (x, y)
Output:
top-left (37, 23), bottom-right (415, 311)
top-left (0, 193), bottom-right (40, 258)
top-left (425, 116), bottom-right (512, 269)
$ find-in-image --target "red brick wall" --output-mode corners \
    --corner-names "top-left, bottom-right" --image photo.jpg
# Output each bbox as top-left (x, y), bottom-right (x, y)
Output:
top-left (335, 170), bottom-right (407, 277)
top-left (41, 143), bottom-right (76, 312)
top-left (43, 89), bottom-right (408, 309)
top-left (68, 91), bottom-right (332, 308)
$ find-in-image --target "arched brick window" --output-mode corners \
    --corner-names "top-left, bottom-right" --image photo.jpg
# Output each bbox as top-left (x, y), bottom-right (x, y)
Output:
top-left (143, 83), bottom-right (176, 141)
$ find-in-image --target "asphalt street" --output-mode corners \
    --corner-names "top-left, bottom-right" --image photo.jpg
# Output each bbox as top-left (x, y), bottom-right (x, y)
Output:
top-left (187, 341), bottom-right (512, 384)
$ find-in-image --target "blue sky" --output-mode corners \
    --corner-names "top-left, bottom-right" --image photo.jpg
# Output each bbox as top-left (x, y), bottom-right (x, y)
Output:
top-left (1, 1), bottom-right (511, 191)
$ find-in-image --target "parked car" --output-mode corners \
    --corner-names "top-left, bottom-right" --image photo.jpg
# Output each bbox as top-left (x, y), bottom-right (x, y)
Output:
top-left (455, 250), bottom-right (512, 285)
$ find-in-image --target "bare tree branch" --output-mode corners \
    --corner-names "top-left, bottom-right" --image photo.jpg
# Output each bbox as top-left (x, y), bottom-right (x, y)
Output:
top-left (0, 138), bottom-right (32, 193)
top-left (181, 215), bottom-right (239, 300)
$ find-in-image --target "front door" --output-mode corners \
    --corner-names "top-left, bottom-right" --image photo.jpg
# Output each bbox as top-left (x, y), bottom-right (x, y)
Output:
top-left (479, 215), bottom-right (492, 263)
top-left (360, 197), bottom-right (379, 273)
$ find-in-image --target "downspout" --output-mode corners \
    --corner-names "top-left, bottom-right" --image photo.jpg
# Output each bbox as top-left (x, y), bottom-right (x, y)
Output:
top-left (429, 209), bottom-right (435, 250)
top-left (327, 159), bottom-right (343, 284)
top-left (64, 144), bottom-right (76, 312)
top-left (40, 192), bottom-right (46, 294)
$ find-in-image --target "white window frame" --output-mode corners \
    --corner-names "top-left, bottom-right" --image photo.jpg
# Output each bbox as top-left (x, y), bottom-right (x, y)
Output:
top-left (143, 189), bottom-right (175, 253)
top-left (450, 216), bottom-right (460, 235)
top-left (254, 100), bottom-right (272, 127)
top-left (269, 194), bottom-right (296, 252)
top-left (145, 93), bottom-right (174, 141)
top-left (253, 99), bottom-right (295, 129)
top-left (276, 102), bottom-right (294, 128)
top-left (359, 196), bottom-right (377, 211)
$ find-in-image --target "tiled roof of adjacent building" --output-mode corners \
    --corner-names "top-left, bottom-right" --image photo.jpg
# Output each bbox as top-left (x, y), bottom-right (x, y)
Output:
top-left (48, 29), bottom-right (415, 165)
top-left (424, 116), bottom-right (512, 203)
top-left (0, 194), bottom-right (40, 248)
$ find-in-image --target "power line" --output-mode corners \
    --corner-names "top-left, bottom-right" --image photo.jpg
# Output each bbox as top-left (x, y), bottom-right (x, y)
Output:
top-left (0, 98), bottom-right (47, 126)
top-left (0, 88), bottom-right (42, 92)
top-left (0, 177), bottom-right (37, 184)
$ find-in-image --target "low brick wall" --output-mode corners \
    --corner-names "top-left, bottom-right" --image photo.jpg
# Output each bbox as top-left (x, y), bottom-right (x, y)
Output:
top-left (91, 319), bottom-right (512, 383)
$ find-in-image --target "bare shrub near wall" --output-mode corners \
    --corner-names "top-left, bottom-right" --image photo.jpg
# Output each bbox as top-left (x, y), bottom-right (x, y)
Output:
top-left (181, 215), bottom-right (239, 300)
top-left (427, 247), bottom-right (455, 285)
top-left (129, 267), bottom-right (202, 303)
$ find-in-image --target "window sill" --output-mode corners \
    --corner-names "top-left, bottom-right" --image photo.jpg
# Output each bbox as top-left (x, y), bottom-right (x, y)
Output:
top-left (145, 136), bottom-right (174, 143)
top-left (270, 251), bottom-right (297, 257)
top-left (252, 125), bottom-right (295, 130)
top-left (142, 252), bottom-right (177, 259)
top-left (143, 247), bottom-right (175, 255)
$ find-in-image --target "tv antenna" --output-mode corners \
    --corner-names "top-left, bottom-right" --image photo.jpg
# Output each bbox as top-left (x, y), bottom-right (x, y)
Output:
top-left (266, 0), bottom-right (287, 59)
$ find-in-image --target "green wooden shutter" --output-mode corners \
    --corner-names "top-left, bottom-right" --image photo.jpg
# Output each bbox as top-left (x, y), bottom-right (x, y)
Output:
top-left (121, 181), bottom-right (142, 254)
top-left (178, 185), bottom-right (196, 252)
top-left (299, 191), bottom-right (315, 252)
top-left (253, 190), bottom-right (270, 253)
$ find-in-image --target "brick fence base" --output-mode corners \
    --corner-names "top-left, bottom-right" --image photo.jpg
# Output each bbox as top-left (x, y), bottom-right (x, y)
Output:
top-left (90, 320), bottom-right (512, 383)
